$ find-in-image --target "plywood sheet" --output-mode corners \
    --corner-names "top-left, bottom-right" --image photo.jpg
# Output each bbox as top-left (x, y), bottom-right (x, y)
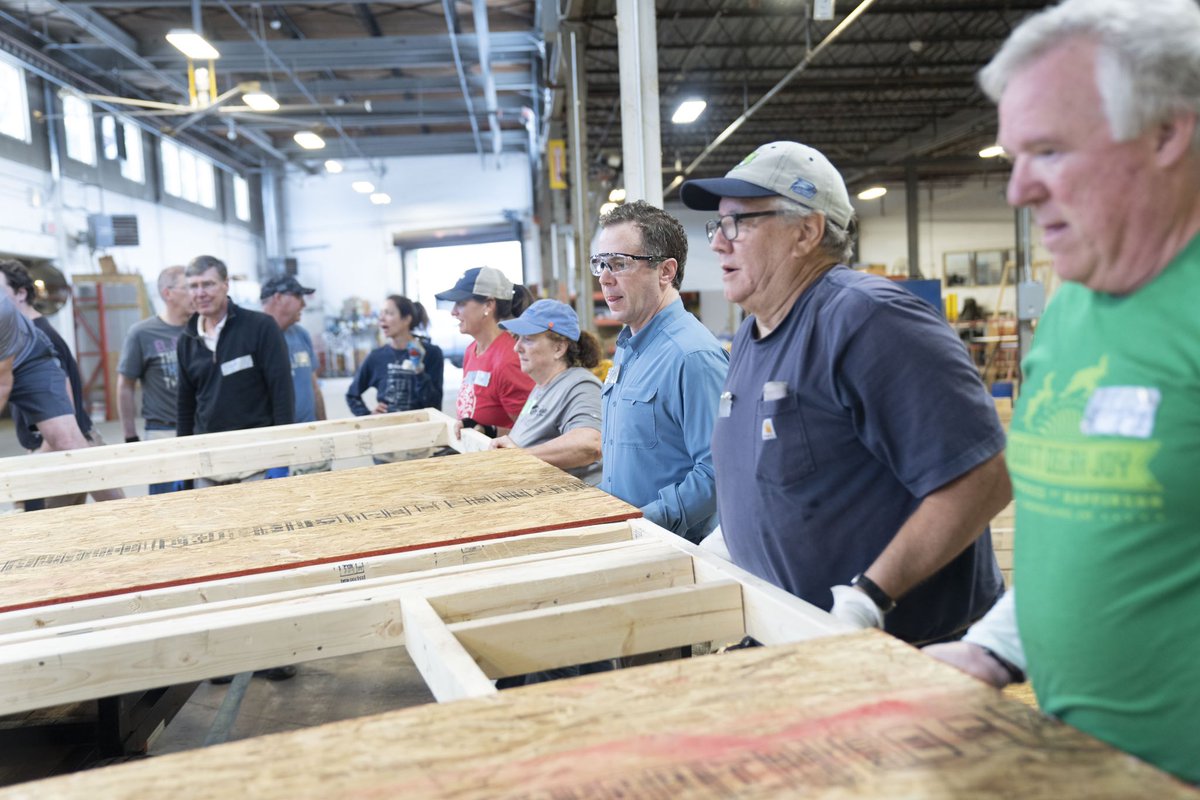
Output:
top-left (0, 449), bottom-right (638, 614)
top-left (3, 631), bottom-right (1189, 799)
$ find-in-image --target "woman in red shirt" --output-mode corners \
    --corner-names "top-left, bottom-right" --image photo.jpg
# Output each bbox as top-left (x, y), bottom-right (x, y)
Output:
top-left (435, 266), bottom-right (533, 436)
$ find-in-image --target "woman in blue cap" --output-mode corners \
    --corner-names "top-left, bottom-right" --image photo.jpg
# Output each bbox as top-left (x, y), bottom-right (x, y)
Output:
top-left (492, 299), bottom-right (603, 485)
top-left (435, 266), bottom-right (533, 436)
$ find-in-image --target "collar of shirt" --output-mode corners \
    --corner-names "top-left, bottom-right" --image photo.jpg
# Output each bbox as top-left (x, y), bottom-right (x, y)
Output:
top-left (201, 313), bottom-right (228, 352)
top-left (616, 297), bottom-right (686, 353)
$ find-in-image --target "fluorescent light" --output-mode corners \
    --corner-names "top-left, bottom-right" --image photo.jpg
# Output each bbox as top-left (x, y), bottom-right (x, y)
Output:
top-left (599, 202), bottom-right (618, 217)
top-left (671, 99), bottom-right (707, 125)
top-left (293, 131), bottom-right (325, 150)
top-left (351, 181), bottom-right (375, 194)
top-left (608, 187), bottom-right (626, 203)
top-left (324, 159), bottom-right (343, 174)
top-left (166, 29), bottom-right (220, 60)
top-left (857, 186), bottom-right (887, 200)
top-left (369, 192), bottom-right (392, 205)
top-left (242, 91), bottom-right (279, 111)
top-left (979, 144), bottom-right (1006, 159)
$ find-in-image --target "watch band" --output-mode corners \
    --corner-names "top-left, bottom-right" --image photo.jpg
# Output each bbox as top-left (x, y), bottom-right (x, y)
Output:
top-left (851, 573), bottom-right (896, 614)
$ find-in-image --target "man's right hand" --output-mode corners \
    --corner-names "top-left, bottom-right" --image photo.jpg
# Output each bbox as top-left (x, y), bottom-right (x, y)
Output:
top-left (924, 642), bottom-right (1013, 688)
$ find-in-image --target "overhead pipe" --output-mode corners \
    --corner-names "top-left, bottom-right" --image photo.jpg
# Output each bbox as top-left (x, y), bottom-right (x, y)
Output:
top-left (472, 0), bottom-right (503, 157)
top-left (441, 0), bottom-right (485, 161)
top-left (664, 0), bottom-right (879, 195)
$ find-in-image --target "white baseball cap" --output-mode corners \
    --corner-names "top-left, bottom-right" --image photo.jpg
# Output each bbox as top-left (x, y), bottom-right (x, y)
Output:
top-left (680, 141), bottom-right (854, 230)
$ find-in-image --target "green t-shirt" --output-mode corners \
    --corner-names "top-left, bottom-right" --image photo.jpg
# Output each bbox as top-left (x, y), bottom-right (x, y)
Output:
top-left (1008, 235), bottom-right (1200, 782)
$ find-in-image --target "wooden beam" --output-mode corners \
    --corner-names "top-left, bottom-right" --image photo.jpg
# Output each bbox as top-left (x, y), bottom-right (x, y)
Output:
top-left (402, 595), bottom-right (497, 703)
top-left (450, 582), bottom-right (746, 678)
top-left (0, 420), bottom-right (451, 502)
top-left (0, 522), bottom-right (635, 636)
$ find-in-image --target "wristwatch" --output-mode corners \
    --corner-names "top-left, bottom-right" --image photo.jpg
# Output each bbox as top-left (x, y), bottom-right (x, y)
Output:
top-left (851, 573), bottom-right (896, 614)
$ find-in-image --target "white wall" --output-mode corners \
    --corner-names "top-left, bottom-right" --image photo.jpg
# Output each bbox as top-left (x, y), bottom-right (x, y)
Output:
top-left (283, 152), bottom-right (536, 325)
top-left (0, 156), bottom-right (261, 345)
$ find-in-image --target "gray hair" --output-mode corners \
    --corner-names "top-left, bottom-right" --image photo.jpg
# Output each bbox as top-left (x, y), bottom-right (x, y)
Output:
top-left (980, 0), bottom-right (1200, 148)
top-left (767, 197), bottom-right (856, 264)
top-left (186, 255), bottom-right (228, 281)
top-left (157, 265), bottom-right (186, 295)
top-left (599, 200), bottom-right (689, 289)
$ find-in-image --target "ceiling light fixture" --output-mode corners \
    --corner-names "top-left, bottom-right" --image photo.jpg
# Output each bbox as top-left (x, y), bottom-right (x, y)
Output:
top-left (671, 99), bottom-right (707, 125)
top-left (369, 192), bottom-right (392, 205)
top-left (608, 188), bottom-right (627, 203)
top-left (166, 29), bottom-right (221, 60)
top-left (241, 91), bottom-right (279, 111)
top-left (293, 131), bottom-right (325, 150)
top-left (857, 186), bottom-right (887, 200)
top-left (324, 159), bottom-right (344, 174)
top-left (979, 145), bottom-right (1006, 159)
top-left (352, 180), bottom-right (375, 194)
top-left (599, 202), bottom-right (618, 217)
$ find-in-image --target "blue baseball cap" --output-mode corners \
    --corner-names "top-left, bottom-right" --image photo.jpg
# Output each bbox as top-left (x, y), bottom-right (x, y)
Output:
top-left (499, 299), bottom-right (581, 341)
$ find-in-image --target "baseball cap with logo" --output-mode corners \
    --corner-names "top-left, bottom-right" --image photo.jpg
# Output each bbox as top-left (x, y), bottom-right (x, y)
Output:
top-left (679, 141), bottom-right (854, 230)
top-left (260, 274), bottom-right (316, 299)
top-left (499, 299), bottom-right (581, 341)
top-left (434, 266), bottom-right (515, 303)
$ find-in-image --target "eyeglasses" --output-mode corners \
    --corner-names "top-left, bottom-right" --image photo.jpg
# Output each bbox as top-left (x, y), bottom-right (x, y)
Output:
top-left (589, 252), bottom-right (664, 276)
top-left (705, 210), bottom-right (788, 243)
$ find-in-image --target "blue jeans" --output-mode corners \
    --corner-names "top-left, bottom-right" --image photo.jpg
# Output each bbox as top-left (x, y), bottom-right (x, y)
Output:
top-left (145, 424), bottom-right (186, 494)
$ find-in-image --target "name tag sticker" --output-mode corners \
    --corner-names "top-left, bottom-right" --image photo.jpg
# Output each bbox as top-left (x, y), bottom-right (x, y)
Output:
top-left (220, 354), bottom-right (254, 376)
top-left (293, 351), bottom-right (312, 368)
top-left (473, 370), bottom-right (492, 387)
top-left (761, 417), bottom-right (777, 441)
top-left (763, 381), bottom-right (788, 402)
top-left (1080, 386), bottom-right (1161, 439)
top-left (719, 391), bottom-right (733, 418)
top-left (606, 365), bottom-right (620, 385)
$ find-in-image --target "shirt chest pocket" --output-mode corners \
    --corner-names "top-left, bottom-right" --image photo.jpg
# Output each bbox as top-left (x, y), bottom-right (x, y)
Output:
top-left (605, 382), bottom-right (658, 449)
top-left (755, 394), bottom-right (815, 485)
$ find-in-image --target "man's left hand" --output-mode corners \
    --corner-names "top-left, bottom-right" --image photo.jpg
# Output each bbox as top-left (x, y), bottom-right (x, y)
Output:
top-left (829, 584), bottom-right (884, 629)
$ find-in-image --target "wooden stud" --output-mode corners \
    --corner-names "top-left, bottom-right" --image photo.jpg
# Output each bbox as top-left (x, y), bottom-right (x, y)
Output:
top-left (401, 595), bottom-right (497, 703)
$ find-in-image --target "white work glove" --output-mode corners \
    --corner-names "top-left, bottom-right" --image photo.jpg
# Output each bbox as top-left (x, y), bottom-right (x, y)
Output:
top-left (829, 584), bottom-right (885, 630)
top-left (925, 590), bottom-right (1025, 687)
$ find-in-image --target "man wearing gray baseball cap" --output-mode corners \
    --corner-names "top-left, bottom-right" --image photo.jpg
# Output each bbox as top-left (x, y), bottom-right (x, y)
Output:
top-left (681, 141), bottom-right (1011, 645)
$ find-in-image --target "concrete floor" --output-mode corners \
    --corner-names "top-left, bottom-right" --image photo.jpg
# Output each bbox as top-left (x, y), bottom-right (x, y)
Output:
top-left (0, 374), bottom-right (461, 783)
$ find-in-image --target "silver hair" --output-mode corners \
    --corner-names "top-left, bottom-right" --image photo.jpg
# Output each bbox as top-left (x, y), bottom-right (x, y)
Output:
top-left (186, 254), bottom-right (228, 281)
top-left (767, 197), bottom-right (856, 264)
top-left (157, 265), bottom-right (186, 295)
top-left (980, 0), bottom-right (1200, 148)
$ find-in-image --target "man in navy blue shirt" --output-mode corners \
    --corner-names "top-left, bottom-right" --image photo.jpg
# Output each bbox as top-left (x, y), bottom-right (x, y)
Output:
top-left (595, 201), bottom-right (728, 544)
top-left (681, 142), bottom-right (1010, 643)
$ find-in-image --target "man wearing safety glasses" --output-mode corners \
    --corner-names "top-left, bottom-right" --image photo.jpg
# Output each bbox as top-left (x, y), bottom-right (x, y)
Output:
top-left (593, 200), bottom-right (728, 544)
top-left (681, 142), bottom-right (1011, 645)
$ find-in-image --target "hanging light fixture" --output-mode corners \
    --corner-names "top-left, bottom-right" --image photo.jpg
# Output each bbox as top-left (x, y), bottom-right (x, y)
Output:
top-left (857, 186), bottom-right (887, 200)
top-left (166, 29), bottom-right (220, 60)
top-left (293, 131), bottom-right (325, 149)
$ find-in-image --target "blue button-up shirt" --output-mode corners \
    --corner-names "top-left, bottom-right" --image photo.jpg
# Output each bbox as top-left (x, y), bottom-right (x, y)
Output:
top-left (599, 298), bottom-right (729, 542)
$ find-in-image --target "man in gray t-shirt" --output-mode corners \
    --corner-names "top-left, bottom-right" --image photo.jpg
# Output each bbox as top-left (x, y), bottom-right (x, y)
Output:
top-left (117, 266), bottom-right (192, 494)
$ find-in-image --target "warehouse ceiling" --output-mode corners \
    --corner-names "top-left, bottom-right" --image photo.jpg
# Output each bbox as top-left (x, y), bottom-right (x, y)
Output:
top-left (0, 0), bottom-right (1052, 190)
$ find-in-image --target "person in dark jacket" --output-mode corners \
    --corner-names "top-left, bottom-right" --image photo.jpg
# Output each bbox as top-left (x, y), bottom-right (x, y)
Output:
top-left (176, 255), bottom-right (293, 485)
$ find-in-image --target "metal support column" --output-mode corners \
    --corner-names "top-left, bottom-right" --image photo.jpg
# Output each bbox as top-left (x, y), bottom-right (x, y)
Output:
top-left (905, 163), bottom-right (920, 277)
top-left (615, 0), bottom-right (662, 206)
top-left (564, 27), bottom-right (593, 330)
top-left (1014, 206), bottom-right (1043, 376)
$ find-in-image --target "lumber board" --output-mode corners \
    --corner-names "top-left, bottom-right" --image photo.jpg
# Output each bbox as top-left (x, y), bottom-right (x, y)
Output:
top-left (0, 449), bottom-right (639, 614)
top-left (402, 595), bottom-right (498, 703)
top-left (0, 420), bottom-right (451, 501)
top-left (0, 541), bottom-right (696, 713)
top-left (4, 631), bottom-right (1190, 800)
top-left (0, 522), bottom-right (635, 636)
top-left (450, 582), bottom-right (746, 678)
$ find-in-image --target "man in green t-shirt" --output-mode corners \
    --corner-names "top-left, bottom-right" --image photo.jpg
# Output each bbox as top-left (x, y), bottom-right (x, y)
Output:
top-left (925, 0), bottom-right (1200, 783)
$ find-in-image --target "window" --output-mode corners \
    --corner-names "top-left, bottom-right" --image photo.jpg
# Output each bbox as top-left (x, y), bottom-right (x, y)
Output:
top-left (100, 115), bottom-right (145, 183)
top-left (160, 137), bottom-right (217, 208)
top-left (0, 56), bottom-right (30, 143)
top-left (233, 174), bottom-right (251, 222)
top-left (61, 93), bottom-right (96, 165)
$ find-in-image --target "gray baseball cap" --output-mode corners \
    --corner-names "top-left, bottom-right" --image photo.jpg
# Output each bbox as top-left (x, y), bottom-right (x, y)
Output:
top-left (434, 266), bottom-right (514, 303)
top-left (680, 141), bottom-right (854, 229)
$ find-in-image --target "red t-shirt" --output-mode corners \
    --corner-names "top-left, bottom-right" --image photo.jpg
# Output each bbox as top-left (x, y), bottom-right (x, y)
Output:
top-left (456, 331), bottom-right (533, 429)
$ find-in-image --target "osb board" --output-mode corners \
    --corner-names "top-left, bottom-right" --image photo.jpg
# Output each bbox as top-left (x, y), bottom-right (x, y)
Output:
top-left (4, 631), bottom-right (1190, 800)
top-left (0, 449), bottom-right (638, 614)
